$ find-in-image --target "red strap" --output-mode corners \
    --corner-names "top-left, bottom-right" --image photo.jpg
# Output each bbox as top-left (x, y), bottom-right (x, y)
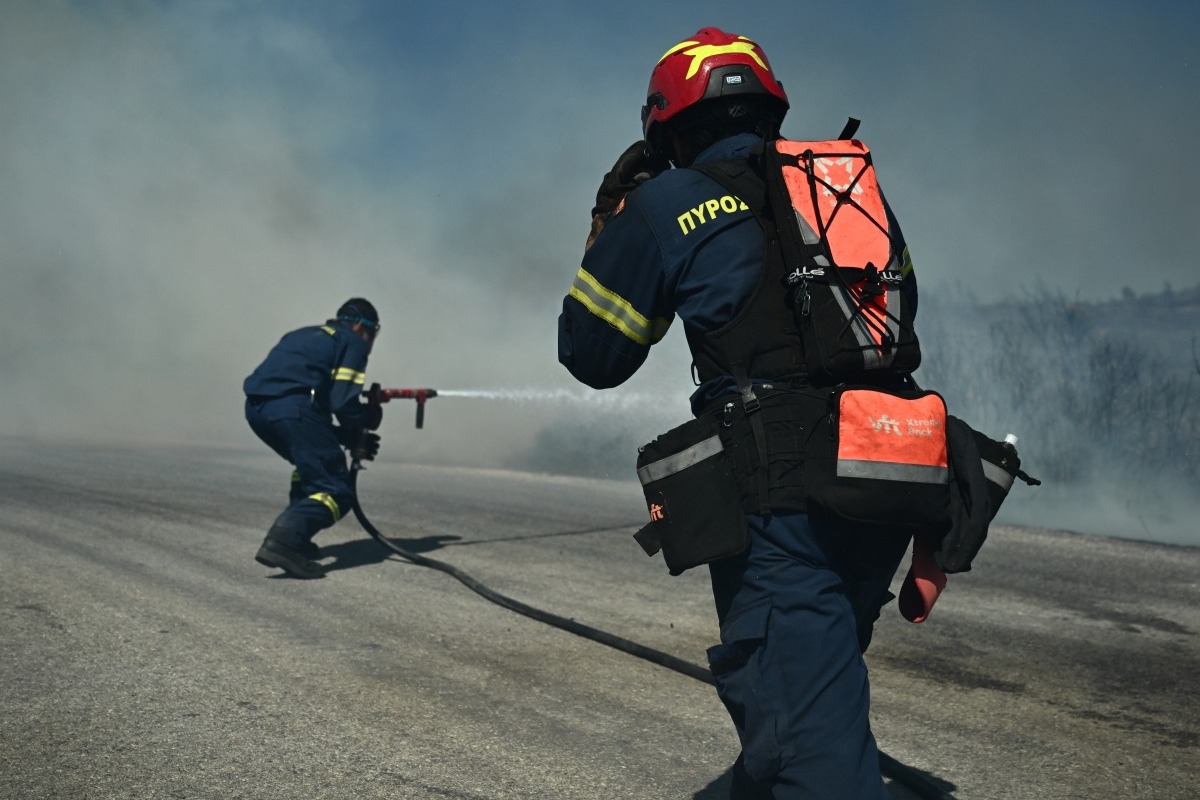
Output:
top-left (899, 532), bottom-right (948, 623)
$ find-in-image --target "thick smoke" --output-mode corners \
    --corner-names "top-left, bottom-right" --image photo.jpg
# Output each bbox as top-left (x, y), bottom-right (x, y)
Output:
top-left (1, 1), bottom-right (1196, 546)
top-left (915, 285), bottom-right (1200, 546)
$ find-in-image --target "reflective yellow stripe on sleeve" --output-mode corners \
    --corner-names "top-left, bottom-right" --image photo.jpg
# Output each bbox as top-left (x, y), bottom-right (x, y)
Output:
top-left (569, 267), bottom-right (670, 346)
top-left (331, 367), bottom-right (366, 384)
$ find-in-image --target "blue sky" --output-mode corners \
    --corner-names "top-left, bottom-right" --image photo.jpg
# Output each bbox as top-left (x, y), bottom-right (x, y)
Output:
top-left (2, 0), bottom-right (1198, 454)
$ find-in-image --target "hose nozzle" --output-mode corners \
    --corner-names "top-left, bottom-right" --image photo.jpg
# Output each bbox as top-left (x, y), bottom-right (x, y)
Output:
top-left (365, 384), bottom-right (439, 428)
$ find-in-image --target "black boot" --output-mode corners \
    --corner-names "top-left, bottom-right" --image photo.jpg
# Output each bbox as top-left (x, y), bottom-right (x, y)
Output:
top-left (255, 537), bottom-right (326, 579)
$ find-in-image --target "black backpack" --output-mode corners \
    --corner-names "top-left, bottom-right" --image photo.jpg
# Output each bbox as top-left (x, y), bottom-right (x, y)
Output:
top-left (695, 121), bottom-right (922, 385)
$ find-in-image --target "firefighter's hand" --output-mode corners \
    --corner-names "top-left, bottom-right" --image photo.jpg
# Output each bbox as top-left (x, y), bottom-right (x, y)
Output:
top-left (587, 141), bottom-right (665, 251)
top-left (334, 425), bottom-right (357, 448)
top-left (364, 402), bottom-right (383, 431)
top-left (592, 140), bottom-right (664, 218)
top-left (350, 431), bottom-right (381, 462)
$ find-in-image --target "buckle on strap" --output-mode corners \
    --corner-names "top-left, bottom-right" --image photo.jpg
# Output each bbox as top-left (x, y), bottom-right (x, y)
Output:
top-left (730, 362), bottom-right (770, 514)
top-left (732, 361), bottom-right (761, 414)
top-left (739, 383), bottom-right (761, 414)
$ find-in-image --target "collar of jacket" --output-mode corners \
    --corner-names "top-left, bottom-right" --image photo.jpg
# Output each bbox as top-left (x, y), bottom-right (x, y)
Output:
top-left (691, 132), bottom-right (764, 167)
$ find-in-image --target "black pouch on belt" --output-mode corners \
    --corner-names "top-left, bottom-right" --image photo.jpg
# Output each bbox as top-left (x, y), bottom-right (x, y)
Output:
top-left (633, 414), bottom-right (749, 576)
top-left (935, 418), bottom-right (1040, 573)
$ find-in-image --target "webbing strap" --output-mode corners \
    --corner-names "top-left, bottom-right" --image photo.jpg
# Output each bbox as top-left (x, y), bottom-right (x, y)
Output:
top-left (732, 361), bottom-right (771, 514)
top-left (838, 116), bottom-right (862, 140)
top-left (686, 157), bottom-right (805, 388)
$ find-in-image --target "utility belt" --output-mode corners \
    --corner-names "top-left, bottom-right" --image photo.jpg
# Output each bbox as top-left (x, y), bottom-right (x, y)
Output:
top-left (634, 382), bottom-right (1034, 576)
top-left (246, 389), bottom-right (326, 422)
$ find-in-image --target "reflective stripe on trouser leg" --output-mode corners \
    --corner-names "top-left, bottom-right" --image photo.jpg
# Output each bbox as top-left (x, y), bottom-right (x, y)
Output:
top-left (284, 411), bottom-right (355, 542)
top-left (307, 492), bottom-right (342, 522)
top-left (268, 495), bottom-right (344, 548)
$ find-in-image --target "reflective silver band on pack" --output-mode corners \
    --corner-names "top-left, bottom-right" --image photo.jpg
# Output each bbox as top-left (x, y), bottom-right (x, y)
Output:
top-left (835, 459), bottom-right (949, 485)
top-left (637, 435), bottom-right (724, 485)
top-left (981, 459), bottom-right (1016, 491)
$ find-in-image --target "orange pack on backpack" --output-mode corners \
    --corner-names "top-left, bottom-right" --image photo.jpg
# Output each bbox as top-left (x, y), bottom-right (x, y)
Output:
top-left (766, 130), bottom-right (922, 383)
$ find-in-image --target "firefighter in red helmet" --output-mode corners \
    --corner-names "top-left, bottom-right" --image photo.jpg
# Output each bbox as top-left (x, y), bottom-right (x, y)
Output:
top-left (641, 28), bottom-right (789, 166)
top-left (559, 28), bottom-right (919, 799)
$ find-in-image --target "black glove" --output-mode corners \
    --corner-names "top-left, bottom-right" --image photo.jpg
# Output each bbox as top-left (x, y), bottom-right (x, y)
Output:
top-left (364, 402), bottom-right (383, 431)
top-left (350, 430), bottom-right (381, 462)
top-left (334, 425), bottom-right (357, 448)
top-left (587, 141), bottom-right (667, 250)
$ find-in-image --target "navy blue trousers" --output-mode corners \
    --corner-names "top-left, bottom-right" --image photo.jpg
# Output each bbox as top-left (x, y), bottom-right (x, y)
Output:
top-left (245, 398), bottom-right (355, 547)
top-left (707, 511), bottom-right (910, 800)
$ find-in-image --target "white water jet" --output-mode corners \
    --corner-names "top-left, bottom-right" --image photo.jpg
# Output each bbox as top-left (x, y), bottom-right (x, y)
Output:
top-left (435, 387), bottom-right (687, 414)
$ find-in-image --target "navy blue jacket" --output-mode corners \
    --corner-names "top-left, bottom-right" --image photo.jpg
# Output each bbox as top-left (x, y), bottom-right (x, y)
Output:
top-left (558, 133), bottom-right (916, 413)
top-left (244, 321), bottom-right (373, 429)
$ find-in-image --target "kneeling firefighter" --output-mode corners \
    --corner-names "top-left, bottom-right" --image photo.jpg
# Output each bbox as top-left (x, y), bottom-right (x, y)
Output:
top-left (244, 298), bottom-right (384, 579)
top-left (559, 29), bottom-right (933, 799)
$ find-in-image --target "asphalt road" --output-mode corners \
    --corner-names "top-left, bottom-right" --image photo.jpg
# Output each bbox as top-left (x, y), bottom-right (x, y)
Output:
top-left (1, 436), bottom-right (1196, 799)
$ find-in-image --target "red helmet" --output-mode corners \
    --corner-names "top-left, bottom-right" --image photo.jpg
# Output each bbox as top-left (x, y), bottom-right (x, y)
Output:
top-left (641, 28), bottom-right (789, 145)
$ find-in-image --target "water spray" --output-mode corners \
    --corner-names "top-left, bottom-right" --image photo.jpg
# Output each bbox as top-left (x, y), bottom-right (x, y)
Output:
top-left (366, 385), bottom-right (599, 430)
top-left (365, 384), bottom-right (695, 430)
top-left (435, 388), bottom-right (581, 401)
top-left (436, 387), bottom-right (689, 413)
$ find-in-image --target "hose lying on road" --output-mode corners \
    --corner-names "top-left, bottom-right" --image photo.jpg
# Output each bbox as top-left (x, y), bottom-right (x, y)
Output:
top-left (349, 466), bottom-right (950, 800)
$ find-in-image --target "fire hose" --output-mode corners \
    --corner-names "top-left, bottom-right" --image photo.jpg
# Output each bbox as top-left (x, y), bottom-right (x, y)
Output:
top-left (352, 385), bottom-right (950, 800)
